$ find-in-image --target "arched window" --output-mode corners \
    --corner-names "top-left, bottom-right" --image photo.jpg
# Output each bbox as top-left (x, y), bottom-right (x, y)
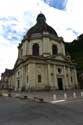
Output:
top-left (52, 45), bottom-right (57, 55)
top-left (58, 68), bottom-right (61, 74)
top-left (32, 43), bottom-right (39, 56)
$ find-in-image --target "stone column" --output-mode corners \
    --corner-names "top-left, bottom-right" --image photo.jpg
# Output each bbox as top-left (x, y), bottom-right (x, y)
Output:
top-left (28, 42), bottom-right (32, 55)
top-left (33, 64), bottom-right (36, 88)
top-left (68, 67), bottom-right (72, 89)
top-left (61, 42), bottom-right (66, 56)
top-left (64, 66), bottom-right (68, 89)
top-left (28, 64), bottom-right (32, 89)
top-left (16, 69), bottom-right (22, 91)
top-left (47, 64), bottom-right (51, 86)
top-left (15, 72), bottom-right (17, 91)
top-left (54, 65), bottom-right (58, 89)
top-left (73, 68), bottom-right (78, 88)
top-left (26, 66), bottom-right (29, 90)
top-left (20, 68), bottom-right (23, 91)
top-left (23, 66), bottom-right (27, 90)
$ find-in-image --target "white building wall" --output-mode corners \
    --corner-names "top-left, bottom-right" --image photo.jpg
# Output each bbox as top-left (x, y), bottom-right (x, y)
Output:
top-left (13, 62), bottom-right (78, 91)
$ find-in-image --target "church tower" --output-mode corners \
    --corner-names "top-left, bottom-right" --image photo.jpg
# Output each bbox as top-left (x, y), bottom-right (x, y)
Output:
top-left (13, 13), bottom-right (78, 91)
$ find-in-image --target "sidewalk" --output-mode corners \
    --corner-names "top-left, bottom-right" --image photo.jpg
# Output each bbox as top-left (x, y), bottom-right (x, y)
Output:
top-left (12, 90), bottom-right (83, 103)
top-left (1, 90), bottom-right (83, 103)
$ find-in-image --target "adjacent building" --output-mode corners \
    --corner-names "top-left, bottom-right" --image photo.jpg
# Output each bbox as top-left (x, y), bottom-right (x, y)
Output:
top-left (0, 69), bottom-right (13, 89)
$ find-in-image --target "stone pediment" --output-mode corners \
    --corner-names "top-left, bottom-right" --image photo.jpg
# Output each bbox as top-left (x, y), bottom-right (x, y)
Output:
top-left (55, 54), bottom-right (71, 62)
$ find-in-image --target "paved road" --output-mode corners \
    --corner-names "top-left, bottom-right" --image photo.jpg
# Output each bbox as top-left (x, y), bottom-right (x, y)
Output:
top-left (0, 97), bottom-right (83, 125)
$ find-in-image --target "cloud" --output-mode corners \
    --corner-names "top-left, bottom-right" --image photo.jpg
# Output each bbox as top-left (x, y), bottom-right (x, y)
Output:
top-left (43, 0), bottom-right (68, 10)
top-left (0, 0), bottom-right (41, 16)
top-left (0, 0), bottom-right (83, 76)
top-left (66, 28), bottom-right (79, 36)
top-left (0, 36), bottom-right (18, 77)
top-left (65, 0), bottom-right (83, 38)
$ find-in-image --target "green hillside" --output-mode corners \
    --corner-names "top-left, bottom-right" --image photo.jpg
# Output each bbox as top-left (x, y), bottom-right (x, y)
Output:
top-left (65, 34), bottom-right (83, 70)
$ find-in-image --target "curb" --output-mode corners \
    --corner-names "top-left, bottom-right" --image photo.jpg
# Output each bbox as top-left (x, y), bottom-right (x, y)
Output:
top-left (0, 92), bottom-right (45, 103)
top-left (0, 91), bottom-right (83, 104)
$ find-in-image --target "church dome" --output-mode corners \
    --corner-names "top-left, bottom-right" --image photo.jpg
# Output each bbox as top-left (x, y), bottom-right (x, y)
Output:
top-left (26, 13), bottom-right (58, 40)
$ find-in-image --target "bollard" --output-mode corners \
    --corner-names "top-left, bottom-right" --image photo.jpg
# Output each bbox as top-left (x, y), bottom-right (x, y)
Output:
top-left (81, 92), bottom-right (83, 97)
top-left (73, 92), bottom-right (77, 98)
top-left (64, 93), bottom-right (67, 100)
top-left (24, 95), bottom-right (27, 99)
top-left (53, 94), bottom-right (56, 101)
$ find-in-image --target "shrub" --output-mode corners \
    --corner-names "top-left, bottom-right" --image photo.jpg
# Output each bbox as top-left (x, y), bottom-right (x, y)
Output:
top-left (0, 92), bottom-right (2, 96)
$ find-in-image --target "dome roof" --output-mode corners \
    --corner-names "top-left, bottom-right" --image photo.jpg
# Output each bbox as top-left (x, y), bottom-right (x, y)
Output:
top-left (26, 13), bottom-right (58, 40)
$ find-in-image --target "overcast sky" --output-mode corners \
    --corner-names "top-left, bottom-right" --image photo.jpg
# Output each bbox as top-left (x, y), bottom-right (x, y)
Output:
top-left (0, 0), bottom-right (83, 77)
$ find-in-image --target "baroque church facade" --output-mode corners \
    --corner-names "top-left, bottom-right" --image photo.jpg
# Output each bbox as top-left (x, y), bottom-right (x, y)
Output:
top-left (1, 14), bottom-right (78, 91)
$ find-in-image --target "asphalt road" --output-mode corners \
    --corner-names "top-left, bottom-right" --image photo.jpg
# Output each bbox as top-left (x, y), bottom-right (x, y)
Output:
top-left (0, 97), bottom-right (83, 125)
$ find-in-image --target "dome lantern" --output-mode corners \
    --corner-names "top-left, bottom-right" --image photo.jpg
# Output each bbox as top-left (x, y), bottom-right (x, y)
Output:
top-left (25, 13), bottom-right (58, 40)
top-left (36, 13), bottom-right (46, 23)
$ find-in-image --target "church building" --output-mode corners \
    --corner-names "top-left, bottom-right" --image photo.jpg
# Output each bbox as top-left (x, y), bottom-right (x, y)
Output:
top-left (4, 13), bottom-right (79, 91)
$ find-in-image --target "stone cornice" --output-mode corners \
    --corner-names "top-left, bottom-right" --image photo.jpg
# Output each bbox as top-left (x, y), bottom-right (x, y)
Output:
top-left (14, 55), bottom-right (76, 70)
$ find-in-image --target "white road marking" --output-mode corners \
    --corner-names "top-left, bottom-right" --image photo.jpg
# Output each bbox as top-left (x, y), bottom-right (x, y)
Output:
top-left (51, 99), bottom-right (65, 104)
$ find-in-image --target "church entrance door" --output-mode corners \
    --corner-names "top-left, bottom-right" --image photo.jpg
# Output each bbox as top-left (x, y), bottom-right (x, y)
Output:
top-left (57, 78), bottom-right (63, 90)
